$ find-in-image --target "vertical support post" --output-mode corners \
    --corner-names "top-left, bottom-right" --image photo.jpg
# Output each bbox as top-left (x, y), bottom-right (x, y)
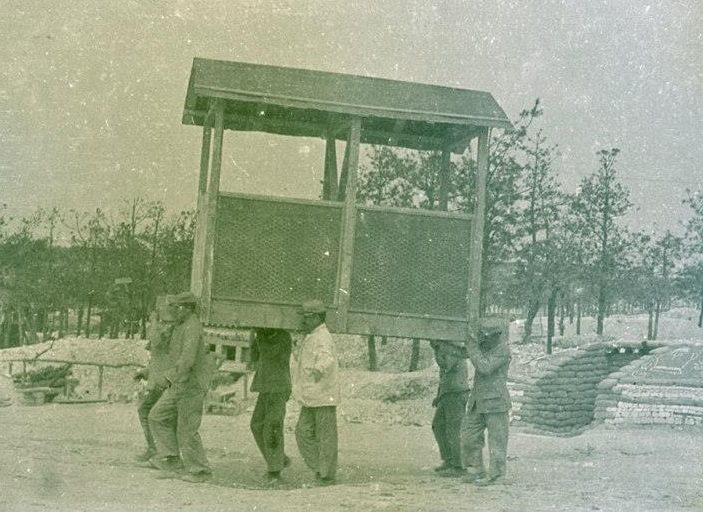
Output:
top-left (190, 124), bottom-right (213, 296)
top-left (438, 146), bottom-right (451, 211)
top-left (323, 134), bottom-right (339, 200)
top-left (334, 118), bottom-right (362, 330)
top-left (199, 100), bottom-right (225, 323)
top-left (467, 128), bottom-right (490, 337)
top-left (337, 140), bottom-right (351, 201)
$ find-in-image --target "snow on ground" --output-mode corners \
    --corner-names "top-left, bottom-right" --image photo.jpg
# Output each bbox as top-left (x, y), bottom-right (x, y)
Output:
top-left (0, 309), bottom-right (701, 416)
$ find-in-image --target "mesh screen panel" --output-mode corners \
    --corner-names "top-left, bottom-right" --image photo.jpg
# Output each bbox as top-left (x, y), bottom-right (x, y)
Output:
top-left (349, 207), bottom-right (471, 318)
top-left (211, 195), bottom-right (342, 305)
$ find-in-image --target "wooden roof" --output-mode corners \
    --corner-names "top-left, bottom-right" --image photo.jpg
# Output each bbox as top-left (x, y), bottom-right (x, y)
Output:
top-left (182, 58), bottom-right (511, 153)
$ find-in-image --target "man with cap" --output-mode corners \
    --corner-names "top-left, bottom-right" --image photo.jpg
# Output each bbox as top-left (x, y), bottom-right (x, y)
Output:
top-left (429, 339), bottom-right (471, 478)
top-left (133, 295), bottom-right (177, 462)
top-left (148, 291), bottom-right (214, 483)
top-left (291, 299), bottom-right (339, 486)
top-left (462, 320), bottom-right (512, 485)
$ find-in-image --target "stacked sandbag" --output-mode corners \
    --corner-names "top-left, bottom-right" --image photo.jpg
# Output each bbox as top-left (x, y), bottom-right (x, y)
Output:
top-left (595, 344), bottom-right (703, 426)
top-left (511, 344), bottom-right (610, 434)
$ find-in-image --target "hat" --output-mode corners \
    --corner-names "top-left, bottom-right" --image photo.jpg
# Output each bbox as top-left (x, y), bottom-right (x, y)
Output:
top-left (301, 299), bottom-right (326, 315)
top-left (169, 291), bottom-right (199, 306)
top-left (479, 318), bottom-right (505, 337)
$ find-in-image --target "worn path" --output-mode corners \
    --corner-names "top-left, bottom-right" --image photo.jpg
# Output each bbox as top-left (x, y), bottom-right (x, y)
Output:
top-left (1, 402), bottom-right (701, 511)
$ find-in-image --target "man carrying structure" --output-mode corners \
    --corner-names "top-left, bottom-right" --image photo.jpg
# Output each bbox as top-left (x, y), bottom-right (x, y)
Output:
top-left (148, 292), bottom-right (214, 483)
top-left (291, 299), bottom-right (340, 486)
top-left (249, 327), bottom-right (293, 485)
top-left (133, 295), bottom-right (176, 462)
top-left (462, 321), bottom-right (512, 485)
top-left (430, 340), bottom-right (471, 477)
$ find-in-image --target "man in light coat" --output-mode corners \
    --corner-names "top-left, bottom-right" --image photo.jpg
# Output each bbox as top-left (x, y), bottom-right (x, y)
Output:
top-left (291, 299), bottom-right (339, 486)
top-left (148, 292), bottom-right (215, 483)
top-left (462, 320), bottom-right (512, 485)
top-left (133, 295), bottom-right (176, 462)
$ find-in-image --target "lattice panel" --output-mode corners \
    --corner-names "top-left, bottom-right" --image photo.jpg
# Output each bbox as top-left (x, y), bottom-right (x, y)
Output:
top-left (211, 195), bottom-right (342, 305)
top-left (350, 207), bottom-right (472, 318)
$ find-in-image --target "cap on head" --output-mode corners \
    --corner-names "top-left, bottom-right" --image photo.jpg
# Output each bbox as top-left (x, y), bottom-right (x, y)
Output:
top-left (156, 294), bottom-right (177, 321)
top-left (169, 291), bottom-right (199, 306)
top-left (478, 317), bottom-right (506, 339)
top-left (301, 299), bottom-right (326, 315)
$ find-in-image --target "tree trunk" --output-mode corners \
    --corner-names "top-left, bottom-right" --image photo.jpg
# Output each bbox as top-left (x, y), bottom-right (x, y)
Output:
top-left (568, 301), bottom-right (574, 325)
top-left (546, 290), bottom-right (556, 355)
top-left (576, 299), bottom-right (582, 335)
top-left (1, 308), bottom-right (11, 348)
top-left (596, 285), bottom-right (606, 335)
top-left (85, 297), bottom-right (93, 338)
top-left (76, 307), bottom-right (84, 337)
top-left (523, 298), bottom-right (540, 343)
top-left (698, 299), bottom-right (703, 328)
top-left (18, 309), bottom-right (25, 346)
top-left (647, 302), bottom-right (654, 340)
top-left (653, 300), bottom-right (661, 341)
top-left (558, 300), bottom-right (565, 336)
top-left (408, 338), bottom-right (421, 372)
top-left (367, 335), bottom-right (378, 372)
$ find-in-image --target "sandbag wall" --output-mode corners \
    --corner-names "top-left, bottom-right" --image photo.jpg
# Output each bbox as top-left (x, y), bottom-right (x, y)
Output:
top-left (510, 343), bottom-right (641, 435)
top-left (594, 345), bottom-right (703, 426)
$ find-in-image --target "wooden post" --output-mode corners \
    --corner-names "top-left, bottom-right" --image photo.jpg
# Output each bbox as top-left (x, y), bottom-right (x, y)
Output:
top-left (334, 118), bottom-right (362, 330)
top-left (323, 134), bottom-right (339, 200)
top-left (198, 100), bottom-right (225, 323)
top-left (467, 128), bottom-right (490, 337)
top-left (190, 121), bottom-right (213, 296)
top-left (337, 139), bottom-right (351, 201)
top-left (438, 146), bottom-right (451, 211)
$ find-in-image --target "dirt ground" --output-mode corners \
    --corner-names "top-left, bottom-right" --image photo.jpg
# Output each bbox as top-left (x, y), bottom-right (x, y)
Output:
top-left (1, 401), bottom-right (701, 512)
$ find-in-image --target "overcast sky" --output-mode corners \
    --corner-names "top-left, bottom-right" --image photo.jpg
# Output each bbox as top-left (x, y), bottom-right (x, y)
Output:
top-left (1, 0), bottom-right (701, 235)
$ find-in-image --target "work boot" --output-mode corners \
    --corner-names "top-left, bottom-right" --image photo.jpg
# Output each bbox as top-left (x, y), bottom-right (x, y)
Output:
top-left (265, 471), bottom-right (283, 487)
top-left (433, 461), bottom-right (452, 473)
top-left (437, 466), bottom-right (468, 478)
top-left (314, 472), bottom-right (336, 486)
top-left (472, 474), bottom-right (505, 486)
top-left (180, 471), bottom-right (212, 484)
top-left (135, 448), bottom-right (156, 462)
top-left (149, 455), bottom-right (183, 472)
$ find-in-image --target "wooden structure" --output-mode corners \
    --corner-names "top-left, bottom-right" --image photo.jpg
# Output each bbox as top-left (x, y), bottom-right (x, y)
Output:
top-left (182, 58), bottom-right (510, 341)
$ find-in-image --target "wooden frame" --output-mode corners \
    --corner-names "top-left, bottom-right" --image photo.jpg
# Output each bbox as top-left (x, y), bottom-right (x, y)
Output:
top-left (182, 59), bottom-right (510, 341)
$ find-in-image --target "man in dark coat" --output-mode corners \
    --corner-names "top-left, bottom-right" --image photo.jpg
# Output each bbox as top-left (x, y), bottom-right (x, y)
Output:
top-left (462, 320), bottom-right (512, 485)
top-left (430, 340), bottom-right (471, 477)
top-left (249, 327), bottom-right (292, 485)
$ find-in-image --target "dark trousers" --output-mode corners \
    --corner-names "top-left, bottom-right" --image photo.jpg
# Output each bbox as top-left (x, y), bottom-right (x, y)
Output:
top-left (137, 387), bottom-right (165, 451)
top-left (295, 406), bottom-right (338, 479)
top-left (250, 391), bottom-right (289, 473)
top-left (463, 405), bottom-right (509, 479)
top-left (148, 386), bottom-right (211, 475)
top-left (431, 391), bottom-right (468, 468)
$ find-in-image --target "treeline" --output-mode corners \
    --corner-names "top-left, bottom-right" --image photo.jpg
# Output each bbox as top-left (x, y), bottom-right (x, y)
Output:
top-left (356, 100), bottom-right (703, 351)
top-left (2, 101), bottom-right (702, 350)
top-left (0, 199), bottom-right (194, 347)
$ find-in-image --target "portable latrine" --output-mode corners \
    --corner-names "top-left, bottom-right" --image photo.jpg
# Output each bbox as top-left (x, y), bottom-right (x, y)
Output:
top-left (182, 58), bottom-right (510, 341)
